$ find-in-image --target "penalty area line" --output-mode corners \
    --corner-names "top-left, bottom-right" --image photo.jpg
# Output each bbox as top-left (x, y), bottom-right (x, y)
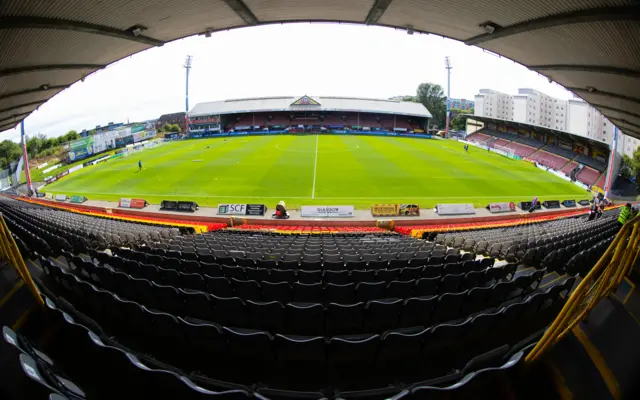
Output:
top-left (311, 134), bottom-right (319, 199)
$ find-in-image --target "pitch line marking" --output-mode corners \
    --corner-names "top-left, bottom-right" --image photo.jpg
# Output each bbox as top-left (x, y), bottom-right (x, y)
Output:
top-left (71, 193), bottom-right (587, 200)
top-left (312, 134), bottom-right (319, 199)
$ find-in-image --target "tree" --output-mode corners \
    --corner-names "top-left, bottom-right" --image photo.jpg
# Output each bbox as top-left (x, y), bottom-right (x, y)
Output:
top-left (450, 114), bottom-right (466, 131)
top-left (416, 83), bottom-right (447, 129)
top-left (0, 140), bottom-right (22, 169)
top-left (163, 123), bottom-right (181, 133)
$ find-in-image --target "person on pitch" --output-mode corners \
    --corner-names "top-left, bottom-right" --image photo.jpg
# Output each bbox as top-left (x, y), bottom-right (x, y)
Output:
top-left (138, 160), bottom-right (142, 171)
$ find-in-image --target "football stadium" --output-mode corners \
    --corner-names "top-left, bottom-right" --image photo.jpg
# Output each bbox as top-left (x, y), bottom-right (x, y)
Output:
top-left (1, 2), bottom-right (640, 400)
top-left (41, 95), bottom-right (591, 209)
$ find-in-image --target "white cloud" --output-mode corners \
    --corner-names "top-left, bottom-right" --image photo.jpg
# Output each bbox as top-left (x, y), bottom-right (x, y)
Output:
top-left (1, 23), bottom-right (572, 141)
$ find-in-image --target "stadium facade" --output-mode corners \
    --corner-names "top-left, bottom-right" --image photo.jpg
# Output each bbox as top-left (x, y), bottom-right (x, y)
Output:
top-left (465, 115), bottom-right (614, 193)
top-left (187, 95), bottom-right (431, 136)
top-left (472, 88), bottom-right (636, 155)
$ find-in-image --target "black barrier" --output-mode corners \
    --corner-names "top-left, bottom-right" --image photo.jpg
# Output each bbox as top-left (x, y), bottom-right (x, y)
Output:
top-left (178, 201), bottom-right (198, 212)
top-left (246, 204), bottom-right (266, 216)
top-left (562, 200), bottom-right (577, 208)
top-left (36, 192), bottom-right (46, 198)
top-left (542, 200), bottom-right (561, 209)
top-left (160, 200), bottom-right (178, 211)
top-left (519, 201), bottom-right (541, 210)
top-left (578, 199), bottom-right (591, 206)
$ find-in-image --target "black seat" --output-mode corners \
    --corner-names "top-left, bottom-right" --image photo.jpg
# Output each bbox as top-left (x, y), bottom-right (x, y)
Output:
top-left (326, 283), bottom-right (356, 305)
top-left (223, 327), bottom-right (275, 381)
top-left (212, 296), bottom-right (247, 328)
top-left (262, 281), bottom-right (292, 303)
top-left (286, 302), bottom-right (324, 335)
top-left (414, 277), bottom-right (439, 297)
top-left (271, 269), bottom-right (297, 284)
top-left (325, 270), bottom-right (349, 285)
top-left (274, 334), bottom-right (326, 386)
top-left (183, 290), bottom-right (214, 321)
top-left (377, 327), bottom-right (428, 377)
top-left (150, 282), bottom-right (183, 315)
top-left (232, 278), bottom-right (262, 302)
top-left (298, 270), bottom-right (323, 284)
top-left (431, 291), bottom-right (467, 324)
top-left (292, 282), bottom-right (323, 303)
top-left (355, 281), bottom-right (386, 302)
top-left (180, 317), bottom-right (226, 355)
top-left (182, 272), bottom-right (206, 291)
top-left (399, 296), bottom-right (438, 328)
top-left (204, 276), bottom-right (234, 297)
top-left (246, 300), bottom-right (285, 332)
top-left (327, 334), bottom-right (380, 384)
top-left (325, 302), bottom-right (365, 335)
top-left (365, 298), bottom-right (402, 332)
top-left (386, 280), bottom-right (414, 298)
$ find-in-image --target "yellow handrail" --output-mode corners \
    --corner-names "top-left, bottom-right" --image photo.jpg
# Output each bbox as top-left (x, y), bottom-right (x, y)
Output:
top-left (526, 213), bottom-right (639, 362)
top-left (0, 213), bottom-right (43, 307)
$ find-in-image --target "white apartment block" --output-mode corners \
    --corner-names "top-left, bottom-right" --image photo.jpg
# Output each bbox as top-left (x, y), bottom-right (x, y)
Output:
top-left (474, 89), bottom-right (513, 121)
top-left (473, 88), bottom-right (636, 156)
top-left (513, 89), bottom-right (567, 130)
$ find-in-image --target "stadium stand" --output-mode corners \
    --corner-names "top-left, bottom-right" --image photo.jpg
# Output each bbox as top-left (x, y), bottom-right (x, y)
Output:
top-left (0, 196), bottom-right (619, 398)
top-left (576, 155), bottom-right (606, 172)
top-left (542, 144), bottom-right (576, 160)
top-left (527, 150), bottom-right (570, 170)
top-left (485, 129), bottom-right (518, 141)
top-left (515, 136), bottom-right (544, 148)
top-left (595, 173), bottom-right (606, 189)
top-left (465, 132), bottom-right (491, 143)
top-left (576, 167), bottom-right (600, 186)
top-left (489, 138), bottom-right (511, 148)
top-left (561, 161), bottom-right (579, 176)
top-left (502, 142), bottom-right (537, 158)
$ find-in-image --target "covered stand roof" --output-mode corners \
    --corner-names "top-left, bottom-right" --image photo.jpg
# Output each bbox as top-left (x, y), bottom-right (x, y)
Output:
top-left (0, 0), bottom-right (639, 138)
top-left (189, 95), bottom-right (432, 118)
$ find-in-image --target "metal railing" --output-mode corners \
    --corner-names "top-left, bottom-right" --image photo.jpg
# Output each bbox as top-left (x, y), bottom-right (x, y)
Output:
top-left (0, 213), bottom-right (43, 306)
top-left (526, 214), bottom-right (638, 362)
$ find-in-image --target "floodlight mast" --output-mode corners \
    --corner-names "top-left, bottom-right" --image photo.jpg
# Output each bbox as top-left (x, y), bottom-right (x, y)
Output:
top-left (184, 55), bottom-right (193, 136)
top-left (445, 56), bottom-right (452, 138)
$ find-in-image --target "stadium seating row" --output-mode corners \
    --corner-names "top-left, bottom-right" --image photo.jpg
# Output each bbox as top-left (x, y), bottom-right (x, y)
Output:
top-left (43, 258), bottom-right (567, 392)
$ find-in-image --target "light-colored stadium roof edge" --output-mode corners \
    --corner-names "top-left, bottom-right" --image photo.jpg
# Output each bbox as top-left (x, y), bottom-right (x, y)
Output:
top-left (0, 1), bottom-right (638, 141)
top-left (188, 95), bottom-right (432, 119)
top-left (467, 115), bottom-right (611, 149)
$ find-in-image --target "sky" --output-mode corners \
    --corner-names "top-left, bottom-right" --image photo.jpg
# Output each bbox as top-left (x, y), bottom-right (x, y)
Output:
top-left (1, 23), bottom-right (574, 142)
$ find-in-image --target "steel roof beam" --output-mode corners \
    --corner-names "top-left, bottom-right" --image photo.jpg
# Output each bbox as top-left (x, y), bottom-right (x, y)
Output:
top-left (587, 103), bottom-right (640, 122)
top-left (530, 65), bottom-right (640, 79)
top-left (0, 122), bottom-right (19, 131)
top-left (568, 87), bottom-right (640, 107)
top-left (365, 0), bottom-right (394, 25)
top-left (0, 16), bottom-right (164, 47)
top-left (466, 7), bottom-right (640, 46)
top-left (0, 85), bottom-right (69, 102)
top-left (610, 117), bottom-right (640, 131)
top-left (0, 111), bottom-right (31, 124)
top-left (222, 0), bottom-right (259, 26)
top-left (0, 100), bottom-right (46, 115)
top-left (0, 64), bottom-right (106, 78)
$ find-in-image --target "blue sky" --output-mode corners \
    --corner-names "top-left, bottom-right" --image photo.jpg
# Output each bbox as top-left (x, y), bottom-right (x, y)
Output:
top-left (1, 23), bottom-right (572, 142)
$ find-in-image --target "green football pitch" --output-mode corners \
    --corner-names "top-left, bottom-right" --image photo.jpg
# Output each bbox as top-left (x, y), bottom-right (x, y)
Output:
top-left (43, 135), bottom-right (590, 209)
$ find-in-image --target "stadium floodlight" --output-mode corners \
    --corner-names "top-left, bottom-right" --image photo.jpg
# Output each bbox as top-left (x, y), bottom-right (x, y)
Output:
top-left (480, 21), bottom-right (499, 34)
top-left (407, 26), bottom-right (414, 35)
top-left (445, 57), bottom-right (452, 137)
top-left (204, 28), bottom-right (214, 38)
